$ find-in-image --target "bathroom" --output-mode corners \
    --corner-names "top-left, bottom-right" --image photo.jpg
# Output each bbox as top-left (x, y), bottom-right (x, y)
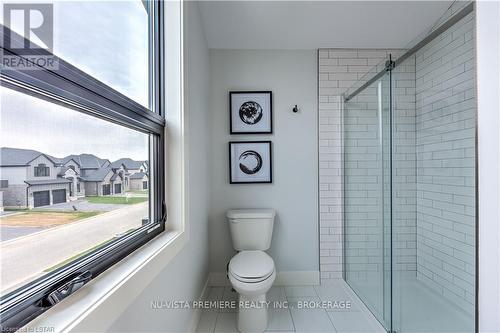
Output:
top-left (1, 1), bottom-right (499, 333)
top-left (198, 2), bottom-right (478, 332)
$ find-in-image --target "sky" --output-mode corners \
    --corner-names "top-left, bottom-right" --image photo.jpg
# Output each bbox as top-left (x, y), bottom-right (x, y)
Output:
top-left (0, 87), bottom-right (149, 161)
top-left (0, 1), bottom-right (149, 162)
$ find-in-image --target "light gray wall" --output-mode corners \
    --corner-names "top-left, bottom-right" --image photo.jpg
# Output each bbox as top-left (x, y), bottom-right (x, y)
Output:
top-left (208, 49), bottom-right (318, 275)
top-left (107, 2), bottom-right (211, 332)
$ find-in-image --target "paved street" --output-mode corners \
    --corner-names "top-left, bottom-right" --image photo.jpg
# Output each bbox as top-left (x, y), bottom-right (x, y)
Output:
top-left (0, 202), bottom-right (148, 294)
top-left (0, 200), bottom-right (129, 242)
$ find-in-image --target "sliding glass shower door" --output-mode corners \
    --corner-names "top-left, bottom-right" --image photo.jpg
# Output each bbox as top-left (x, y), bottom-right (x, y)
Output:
top-left (343, 6), bottom-right (477, 328)
top-left (343, 71), bottom-right (392, 330)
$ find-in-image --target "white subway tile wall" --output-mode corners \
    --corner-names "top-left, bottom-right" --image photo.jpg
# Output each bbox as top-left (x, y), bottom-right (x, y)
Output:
top-left (344, 84), bottom-right (387, 286)
top-left (414, 12), bottom-right (476, 314)
top-left (318, 49), bottom-right (402, 281)
top-left (392, 58), bottom-right (418, 274)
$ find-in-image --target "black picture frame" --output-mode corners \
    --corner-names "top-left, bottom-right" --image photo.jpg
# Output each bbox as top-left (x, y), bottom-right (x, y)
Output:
top-left (229, 141), bottom-right (272, 184)
top-left (229, 91), bottom-right (273, 134)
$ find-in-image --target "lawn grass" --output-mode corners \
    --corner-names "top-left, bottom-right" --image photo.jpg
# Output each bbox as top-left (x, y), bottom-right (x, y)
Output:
top-left (0, 211), bottom-right (101, 227)
top-left (125, 189), bottom-right (148, 195)
top-left (86, 196), bottom-right (148, 205)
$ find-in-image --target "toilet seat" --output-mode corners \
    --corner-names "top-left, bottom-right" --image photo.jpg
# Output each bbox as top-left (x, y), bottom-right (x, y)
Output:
top-left (229, 250), bottom-right (275, 283)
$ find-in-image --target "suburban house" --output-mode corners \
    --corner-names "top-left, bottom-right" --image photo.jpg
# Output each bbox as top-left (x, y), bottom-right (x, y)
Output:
top-left (62, 154), bottom-right (111, 177)
top-left (0, 147), bottom-right (147, 208)
top-left (110, 158), bottom-right (148, 190)
top-left (110, 158), bottom-right (147, 174)
top-left (83, 167), bottom-right (124, 196)
top-left (0, 148), bottom-right (73, 208)
top-left (129, 172), bottom-right (148, 190)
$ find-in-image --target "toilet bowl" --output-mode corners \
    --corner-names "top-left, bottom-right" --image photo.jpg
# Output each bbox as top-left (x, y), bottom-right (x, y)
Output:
top-left (228, 251), bottom-right (276, 333)
top-left (229, 251), bottom-right (276, 297)
top-left (226, 209), bottom-right (276, 333)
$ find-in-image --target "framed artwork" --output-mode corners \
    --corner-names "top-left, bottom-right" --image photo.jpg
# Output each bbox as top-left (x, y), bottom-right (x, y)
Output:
top-left (230, 91), bottom-right (272, 134)
top-left (229, 141), bottom-right (272, 184)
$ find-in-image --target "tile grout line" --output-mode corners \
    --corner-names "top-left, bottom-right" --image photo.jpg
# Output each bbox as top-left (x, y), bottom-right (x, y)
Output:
top-left (212, 311), bottom-right (219, 333)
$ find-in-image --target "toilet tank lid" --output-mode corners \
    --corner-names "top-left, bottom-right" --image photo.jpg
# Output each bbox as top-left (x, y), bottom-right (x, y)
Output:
top-left (226, 209), bottom-right (276, 219)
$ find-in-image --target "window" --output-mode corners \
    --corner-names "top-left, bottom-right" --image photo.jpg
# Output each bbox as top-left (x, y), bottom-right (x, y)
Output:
top-left (0, 180), bottom-right (8, 188)
top-left (0, 1), bottom-right (165, 330)
top-left (34, 164), bottom-right (49, 177)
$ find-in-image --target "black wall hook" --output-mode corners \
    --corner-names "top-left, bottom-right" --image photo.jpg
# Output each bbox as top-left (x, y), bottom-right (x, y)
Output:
top-left (293, 105), bottom-right (299, 113)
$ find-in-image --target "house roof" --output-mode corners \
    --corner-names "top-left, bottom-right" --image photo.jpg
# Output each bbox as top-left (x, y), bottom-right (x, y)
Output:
top-left (110, 158), bottom-right (145, 170)
top-left (130, 172), bottom-right (148, 180)
top-left (0, 147), bottom-right (59, 166)
top-left (25, 179), bottom-right (72, 186)
top-left (83, 167), bottom-right (113, 182)
top-left (58, 166), bottom-right (79, 176)
top-left (62, 154), bottom-right (109, 169)
top-left (110, 173), bottom-right (122, 181)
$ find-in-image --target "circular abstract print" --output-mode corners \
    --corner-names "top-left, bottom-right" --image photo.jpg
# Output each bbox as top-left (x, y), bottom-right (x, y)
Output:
top-left (239, 150), bottom-right (263, 175)
top-left (239, 101), bottom-right (263, 125)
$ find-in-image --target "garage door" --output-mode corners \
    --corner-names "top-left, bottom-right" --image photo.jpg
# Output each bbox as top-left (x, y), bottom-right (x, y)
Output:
top-left (102, 184), bottom-right (111, 195)
top-left (52, 189), bottom-right (66, 204)
top-left (33, 191), bottom-right (50, 207)
top-left (114, 184), bottom-right (121, 194)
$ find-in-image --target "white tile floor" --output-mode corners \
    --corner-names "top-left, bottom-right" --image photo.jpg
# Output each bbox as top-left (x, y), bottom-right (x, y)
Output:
top-left (346, 275), bottom-right (475, 333)
top-left (196, 280), bottom-right (385, 333)
top-left (394, 278), bottom-right (475, 333)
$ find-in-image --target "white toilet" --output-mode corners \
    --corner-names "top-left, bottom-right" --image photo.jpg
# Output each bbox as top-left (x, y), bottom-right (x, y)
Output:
top-left (226, 209), bottom-right (276, 333)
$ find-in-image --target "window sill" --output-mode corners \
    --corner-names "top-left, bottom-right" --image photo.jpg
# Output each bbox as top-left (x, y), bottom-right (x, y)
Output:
top-left (23, 229), bottom-right (188, 332)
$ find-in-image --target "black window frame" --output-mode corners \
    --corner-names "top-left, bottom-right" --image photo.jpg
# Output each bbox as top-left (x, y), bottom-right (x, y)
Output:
top-left (34, 164), bottom-right (49, 177)
top-left (0, 1), bottom-right (166, 330)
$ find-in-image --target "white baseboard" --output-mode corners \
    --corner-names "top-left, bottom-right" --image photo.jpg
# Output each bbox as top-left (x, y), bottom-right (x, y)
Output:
top-left (188, 278), bottom-right (209, 333)
top-left (208, 271), bottom-right (319, 287)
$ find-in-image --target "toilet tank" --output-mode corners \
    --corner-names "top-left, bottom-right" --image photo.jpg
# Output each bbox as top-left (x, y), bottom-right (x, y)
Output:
top-left (226, 209), bottom-right (276, 251)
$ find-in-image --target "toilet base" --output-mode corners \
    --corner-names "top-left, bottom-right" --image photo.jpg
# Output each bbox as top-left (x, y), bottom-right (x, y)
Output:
top-left (237, 293), bottom-right (268, 333)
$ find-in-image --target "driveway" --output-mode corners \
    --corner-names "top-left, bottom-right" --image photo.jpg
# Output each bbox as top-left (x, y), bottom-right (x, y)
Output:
top-left (36, 199), bottom-right (125, 212)
top-left (0, 226), bottom-right (46, 242)
top-left (1, 212), bottom-right (45, 241)
top-left (1, 202), bottom-right (148, 293)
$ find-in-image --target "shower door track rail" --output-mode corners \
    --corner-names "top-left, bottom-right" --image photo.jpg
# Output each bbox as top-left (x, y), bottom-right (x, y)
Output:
top-left (344, 1), bottom-right (474, 102)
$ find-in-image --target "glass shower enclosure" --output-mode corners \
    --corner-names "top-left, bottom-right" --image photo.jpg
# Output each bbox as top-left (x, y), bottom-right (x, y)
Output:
top-left (342, 3), bottom-right (476, 332)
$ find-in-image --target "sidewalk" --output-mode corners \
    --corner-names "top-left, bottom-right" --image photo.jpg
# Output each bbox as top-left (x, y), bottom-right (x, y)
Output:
top-left (0, 202), bottom-right (148, 294)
